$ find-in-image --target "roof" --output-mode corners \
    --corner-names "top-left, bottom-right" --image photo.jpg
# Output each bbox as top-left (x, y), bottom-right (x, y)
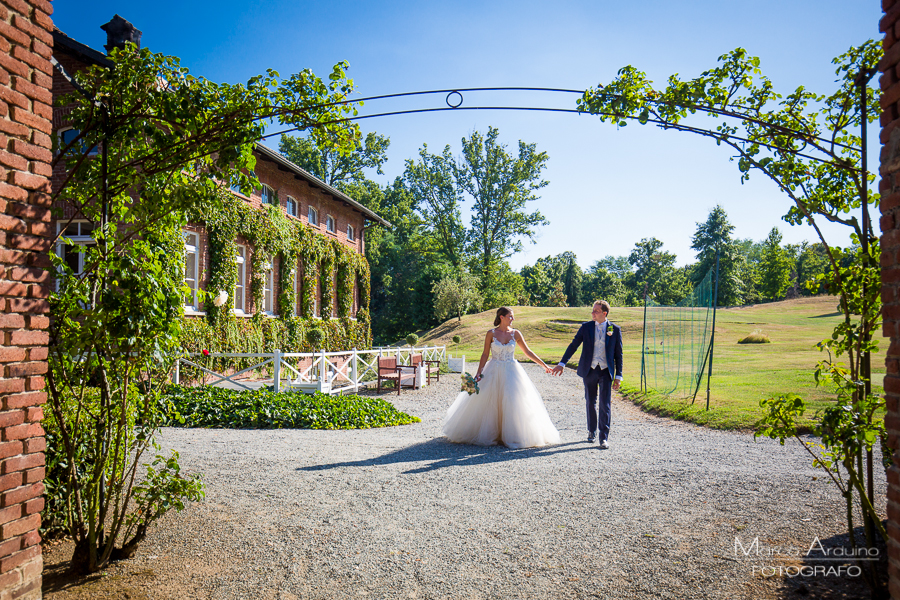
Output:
top-left (52, 28), bottom-right (114, 68)
top-left (254, 143), bottom-right (392, 228)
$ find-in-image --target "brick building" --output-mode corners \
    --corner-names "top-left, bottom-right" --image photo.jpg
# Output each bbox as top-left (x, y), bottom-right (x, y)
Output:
top-left (0, 0), bottom-right (54, 598)
top-left (883, 0), bottom-right (900, 596)
top-left (52, 16), bottom-right (388, 324)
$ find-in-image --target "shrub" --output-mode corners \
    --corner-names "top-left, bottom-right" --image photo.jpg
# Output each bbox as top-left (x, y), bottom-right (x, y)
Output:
top-left (452, 335), bottom-right (461, 344)
top-left (306, 327), bottom-right (325, 349)
top-left (160, 385), bottom-right (421, 429)
top-left (738, 329), bottom-right (771, 344)
top-left (406, 333), bottom-right (419, 347)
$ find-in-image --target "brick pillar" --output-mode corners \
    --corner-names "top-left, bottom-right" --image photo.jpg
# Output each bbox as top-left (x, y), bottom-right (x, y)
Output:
top-left (883, 2), bottom-right (900, 599)
top-left (0, 1), bottom-right (53, 599)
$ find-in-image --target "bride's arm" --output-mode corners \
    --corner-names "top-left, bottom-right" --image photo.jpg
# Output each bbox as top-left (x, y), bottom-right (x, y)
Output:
top-left (475, 330), bottom-right (493, 381)
top-left (514, 330), bottom-right (551, 372)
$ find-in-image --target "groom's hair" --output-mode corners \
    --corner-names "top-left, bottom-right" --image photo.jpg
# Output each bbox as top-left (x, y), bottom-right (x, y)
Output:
top-left (594, 300), bottom-right (611, 314)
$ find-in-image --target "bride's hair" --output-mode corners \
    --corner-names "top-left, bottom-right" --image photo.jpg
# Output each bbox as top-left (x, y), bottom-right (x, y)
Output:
top-left (493, 307), bottom-right (512, 326)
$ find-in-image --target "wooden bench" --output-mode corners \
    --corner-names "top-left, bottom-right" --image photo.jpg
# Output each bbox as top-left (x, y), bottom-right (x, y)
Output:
top-left (377, 356), bottom-right (417, 394)
top-left (411, 353), bottom-right (440, 385)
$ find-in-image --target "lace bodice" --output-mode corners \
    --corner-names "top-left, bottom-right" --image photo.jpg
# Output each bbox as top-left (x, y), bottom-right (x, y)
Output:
top-left (491, 336), bottom-right (517, 362)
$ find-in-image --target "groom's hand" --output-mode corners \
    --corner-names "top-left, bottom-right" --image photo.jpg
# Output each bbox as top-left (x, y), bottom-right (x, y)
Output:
top-left (551, 364), bottom-right (565, 376)
top-left (612, 379), bottom-right (620, 391)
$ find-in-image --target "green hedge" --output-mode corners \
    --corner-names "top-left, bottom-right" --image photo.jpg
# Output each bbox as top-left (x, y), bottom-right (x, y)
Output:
top-left (160, 385), bottom-right (420, 429)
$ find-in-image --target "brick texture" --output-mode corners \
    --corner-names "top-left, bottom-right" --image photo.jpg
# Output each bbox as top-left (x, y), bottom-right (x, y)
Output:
top-left (0, 1), bottom-right (52, 598)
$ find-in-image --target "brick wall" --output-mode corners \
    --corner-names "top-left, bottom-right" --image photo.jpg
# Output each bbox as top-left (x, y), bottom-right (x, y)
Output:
top-left (0, 0), bottom-right (53, 599)
top-left (883, 2), bottom-right (900, 599)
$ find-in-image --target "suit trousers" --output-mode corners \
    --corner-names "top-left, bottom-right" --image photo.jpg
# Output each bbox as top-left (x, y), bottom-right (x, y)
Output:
top-left (583, 366), bottom-right (612, 441)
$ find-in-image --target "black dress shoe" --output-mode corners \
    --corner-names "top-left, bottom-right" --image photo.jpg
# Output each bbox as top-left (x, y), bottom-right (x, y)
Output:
top-left (587, 435), bottom-right (596, 443)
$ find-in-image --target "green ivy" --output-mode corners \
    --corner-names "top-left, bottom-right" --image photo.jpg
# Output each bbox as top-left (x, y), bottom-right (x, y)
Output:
top-left (185, 189), bottom-right (371, 349)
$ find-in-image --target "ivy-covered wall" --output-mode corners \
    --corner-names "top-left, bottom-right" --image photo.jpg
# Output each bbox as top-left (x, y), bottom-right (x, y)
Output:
top-left (181, 190), bottom-right (371, 353)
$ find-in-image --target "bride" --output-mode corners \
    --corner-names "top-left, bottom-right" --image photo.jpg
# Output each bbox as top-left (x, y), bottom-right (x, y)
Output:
top-left (443, 307), bottom-right (561, 448)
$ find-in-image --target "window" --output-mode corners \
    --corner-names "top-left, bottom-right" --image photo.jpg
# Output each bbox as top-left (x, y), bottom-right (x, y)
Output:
top-left (285, 196), bottom-right (297, 217)
top-left (263, 260), bottom-right (274, 314)
top-left (234, 244), bottom-right (247, 313)
top-left (260, 184), bottom-right (275, 206)
top-left (308, 205), bottom-right (318, 226)
top-left (347, 224), bottom-right (355, 241)
top-left (58, 127), bottom-right (98, 156)
top-left (326, 215), bottom-right (336, 233)
top-left (183, 231), bottom-right (200, 310)
top-left (56, 221), bottom-right (96, 285)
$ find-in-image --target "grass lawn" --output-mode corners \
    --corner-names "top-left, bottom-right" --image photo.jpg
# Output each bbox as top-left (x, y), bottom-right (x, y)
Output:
top-left (417, 296), bottom-right (885, 431)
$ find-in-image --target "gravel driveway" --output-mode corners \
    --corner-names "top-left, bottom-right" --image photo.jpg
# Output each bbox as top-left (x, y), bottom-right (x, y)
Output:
top-left (103, 365), bottom-right (883, 599)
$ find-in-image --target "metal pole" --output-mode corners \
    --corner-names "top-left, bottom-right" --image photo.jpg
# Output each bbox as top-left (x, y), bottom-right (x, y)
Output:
top-left (706, 245), bottom-right (721, 411)
top-left (640, 283), bottom-right (648, 392)
top-left (273, 349), bottom-right (281, 393)
top-left (856, 67), bottom-right (876, 544)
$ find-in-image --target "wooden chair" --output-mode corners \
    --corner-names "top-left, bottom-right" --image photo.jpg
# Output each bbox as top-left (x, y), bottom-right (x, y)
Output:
top-left (377, 356), bottom-right (417, 394)
top-left (411, 354), bottom-right (440, 385)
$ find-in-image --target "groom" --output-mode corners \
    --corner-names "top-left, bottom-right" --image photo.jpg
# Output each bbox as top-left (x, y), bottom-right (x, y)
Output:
top-left (551, 300), bottom-right (623, 449)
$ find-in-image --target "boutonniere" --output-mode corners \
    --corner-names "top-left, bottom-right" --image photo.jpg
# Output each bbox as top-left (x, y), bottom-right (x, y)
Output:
top-left (606, 324), bottom-right (614, 336)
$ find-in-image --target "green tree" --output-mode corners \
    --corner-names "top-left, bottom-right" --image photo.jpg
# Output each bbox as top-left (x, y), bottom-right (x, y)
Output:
top-left (690, 206), bottom-right (746, 306)
top-left (51, 44), bottom-right (360, 572)
top-left (795, 241), bottom-right (831, 296)
top-left (456, 127), bottom-right (549, 293)
top-left (536, 251), bottom-right (583, 306)
top-left (579, 41), bottom-right (886, 590)
top-left (759, 228), bottom-right (792, 300)
top-left (404, 145), bottom-right (467, 268)
top-left (627, 238), bottom-right (687, 304)
top-left (278, 131), bottom-right (389, 189)
top-left (582, 260), bottom-right (629, 306)
top-left (433, 271), bottom-right (483, 322)
top-left (520, 262), bottom-right (553, 306)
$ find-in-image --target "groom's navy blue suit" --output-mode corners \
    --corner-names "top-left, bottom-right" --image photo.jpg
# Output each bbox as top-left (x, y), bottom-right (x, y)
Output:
top-left (559, 321), bottom-right (623, 442)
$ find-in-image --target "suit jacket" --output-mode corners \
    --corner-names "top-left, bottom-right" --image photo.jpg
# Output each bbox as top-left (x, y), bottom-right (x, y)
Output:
top-left (560, 320), bottom-right (623, 380)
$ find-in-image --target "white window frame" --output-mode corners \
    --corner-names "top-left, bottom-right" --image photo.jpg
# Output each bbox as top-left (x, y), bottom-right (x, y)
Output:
top-left (326, 214), bottom-right (336, 233)
top-left (285, 196), bottom-right (297, 217)
top-left (308, 205), bottom-right (318, 226)
top-left (55, 220), bottom-right (96, 289)
top-left (263, 260), bottom-right (274, 315)
top-left (234, 244), bottom-right (247, 314)
top-left (261, 184), bottom-right (275, 206)
top-left (347, 224), bottom-right (355, 241)
top-left (183, 230), bottom-right (200, 311)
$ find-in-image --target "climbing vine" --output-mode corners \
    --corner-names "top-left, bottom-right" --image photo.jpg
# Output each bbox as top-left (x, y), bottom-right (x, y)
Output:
top-left (185, 188), bottom-right (371, 350)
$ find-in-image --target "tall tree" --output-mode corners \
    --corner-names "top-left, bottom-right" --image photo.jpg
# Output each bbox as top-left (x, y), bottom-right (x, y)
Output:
top-left (627, 238), bottom-right (688, 304)
top-left (404, 145), bottom-right (467, 268)
top-left (536, 251), bottom-right (583, 306)
top-left (433, 271), bottom-right (483, 322)
top-left (690, 205), bottom-right (745, 306)
top-left (279, 131), bottom-right (389, 189)
top-left (759, 227), bottom-right (792, 300)
top-left (455, 127), bottom-right (549, 292)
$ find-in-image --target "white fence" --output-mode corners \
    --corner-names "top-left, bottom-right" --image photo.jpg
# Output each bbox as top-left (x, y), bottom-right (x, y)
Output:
top-left (174, 345), bottom-right (447, 395)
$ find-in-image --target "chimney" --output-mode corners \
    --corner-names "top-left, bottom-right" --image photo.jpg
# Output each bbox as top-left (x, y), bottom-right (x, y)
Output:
top-left (100, 15), bottom-right (142, 54)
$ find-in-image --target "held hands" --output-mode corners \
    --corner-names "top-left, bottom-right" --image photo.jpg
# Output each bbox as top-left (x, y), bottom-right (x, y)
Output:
top-left (551, 364), bottom-right (565, 377)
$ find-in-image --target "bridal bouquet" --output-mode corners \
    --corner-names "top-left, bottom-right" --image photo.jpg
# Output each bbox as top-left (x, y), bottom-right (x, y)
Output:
top-left (461, 373), bottom-right (480, 395)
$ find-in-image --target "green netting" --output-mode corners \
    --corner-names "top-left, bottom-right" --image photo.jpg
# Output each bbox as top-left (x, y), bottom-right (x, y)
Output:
top-left (640, 266), bottom-right (715, 399)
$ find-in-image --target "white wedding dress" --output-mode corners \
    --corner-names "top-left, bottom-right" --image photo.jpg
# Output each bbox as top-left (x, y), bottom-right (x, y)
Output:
top-left (443, 335), bottom-right (561, 449)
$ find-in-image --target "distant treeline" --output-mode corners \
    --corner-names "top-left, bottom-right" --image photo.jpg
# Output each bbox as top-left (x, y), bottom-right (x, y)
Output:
top-left (278, 128), bottom-right (832, 344)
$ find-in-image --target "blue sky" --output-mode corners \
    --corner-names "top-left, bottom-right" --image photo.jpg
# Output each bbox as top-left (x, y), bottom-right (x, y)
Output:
top-left (55, 1), bottom-right (881, 270)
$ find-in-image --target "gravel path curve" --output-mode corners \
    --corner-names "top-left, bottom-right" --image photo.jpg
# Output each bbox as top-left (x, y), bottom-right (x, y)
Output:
top-left (116, 365), bottom-right (883, 599)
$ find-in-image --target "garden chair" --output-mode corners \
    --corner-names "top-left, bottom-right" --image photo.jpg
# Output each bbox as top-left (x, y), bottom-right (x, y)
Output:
top-left (411, 353), bottom-right (440, 385)
top-left (377, 356), bottom-right (417, 394)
